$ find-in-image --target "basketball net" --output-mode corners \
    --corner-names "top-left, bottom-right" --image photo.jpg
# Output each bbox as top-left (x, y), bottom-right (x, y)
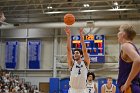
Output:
top-left (83, 21), bottom-right (94, 35)
top-left (0, 11), bottom-right (6, 22)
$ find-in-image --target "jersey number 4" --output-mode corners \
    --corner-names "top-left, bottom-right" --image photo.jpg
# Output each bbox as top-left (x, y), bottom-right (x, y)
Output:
top-left (78, 69), bottom-right (81, 75)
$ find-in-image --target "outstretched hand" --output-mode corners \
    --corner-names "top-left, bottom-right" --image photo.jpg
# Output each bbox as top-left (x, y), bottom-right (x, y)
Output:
top-left (65, 26), bottom-right (71, 37)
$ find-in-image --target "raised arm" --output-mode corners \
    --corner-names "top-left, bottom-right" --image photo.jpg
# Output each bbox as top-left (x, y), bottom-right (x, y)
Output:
top-left (79, 28), bottom-right (90, 66)
top-left (65, 27), bottom-right (74, 69)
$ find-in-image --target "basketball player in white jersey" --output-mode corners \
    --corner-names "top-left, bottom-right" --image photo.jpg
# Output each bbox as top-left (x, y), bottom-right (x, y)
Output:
top-left (65, 27), bottom-right (90, 93)
top-left (101, 77), bottom-right (116, 93)
top-left (86, 72), bottom-right (98, 93)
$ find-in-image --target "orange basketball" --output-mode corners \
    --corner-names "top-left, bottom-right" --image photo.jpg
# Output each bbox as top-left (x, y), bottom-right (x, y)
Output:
top-left (64, 14), bottom-right (75, 25)
top-left (124, 87), bottom-right (132, 93)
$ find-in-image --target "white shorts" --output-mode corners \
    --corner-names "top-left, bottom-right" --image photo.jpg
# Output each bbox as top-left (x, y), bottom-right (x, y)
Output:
top-left (68, 88), bottom-right (87, 93)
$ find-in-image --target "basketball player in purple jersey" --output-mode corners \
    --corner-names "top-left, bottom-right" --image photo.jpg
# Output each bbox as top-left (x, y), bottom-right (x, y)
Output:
top-left (117, 24), bottom-right (140, 93)
top-left (65, 27), bottom-right (90, 93)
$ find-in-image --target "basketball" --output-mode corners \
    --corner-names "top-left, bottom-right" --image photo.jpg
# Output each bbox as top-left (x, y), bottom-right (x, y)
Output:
top-left (124, 87), bottom-right (132, 93)
top-left (64, 14), bottom-right (75, 25)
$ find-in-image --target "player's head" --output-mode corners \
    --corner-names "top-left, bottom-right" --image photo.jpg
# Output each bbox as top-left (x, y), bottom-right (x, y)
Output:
top-left (73, 48), bottom-right (83, 61)
top-left (87, 72), bottom-right (95, 81)
top-left (118, 24), bottom-right (136, 43)
top-left (106, 77), bottom-right (113, 85)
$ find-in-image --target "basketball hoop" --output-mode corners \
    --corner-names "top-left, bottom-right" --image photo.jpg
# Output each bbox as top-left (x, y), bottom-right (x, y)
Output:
top-left (83, 21), bottom-right (94, 35)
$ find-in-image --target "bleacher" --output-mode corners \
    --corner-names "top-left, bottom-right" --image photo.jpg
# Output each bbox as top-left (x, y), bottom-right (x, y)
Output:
top-left (0, 69), bottom-right (40, 93)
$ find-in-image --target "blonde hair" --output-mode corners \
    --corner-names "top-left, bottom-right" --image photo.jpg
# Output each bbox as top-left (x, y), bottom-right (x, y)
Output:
top-left (107, 77), bottom-right (112, 80)
top-left (120, 24), bottom-right (136, 40)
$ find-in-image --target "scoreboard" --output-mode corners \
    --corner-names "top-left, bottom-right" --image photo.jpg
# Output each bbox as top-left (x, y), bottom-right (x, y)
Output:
top-left (71, 34), bottom-right (105, 63)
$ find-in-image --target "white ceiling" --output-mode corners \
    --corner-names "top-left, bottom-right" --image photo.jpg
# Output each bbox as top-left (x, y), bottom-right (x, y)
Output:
top-left (0, 0), bottom-right (140, 23)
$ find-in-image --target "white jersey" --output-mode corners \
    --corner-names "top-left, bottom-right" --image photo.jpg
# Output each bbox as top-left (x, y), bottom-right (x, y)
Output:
top-left (103, 84), bottom-right (115, 93)
top-left (86, 81), bottom-right (95, 93)
top-left (69, 61), bottom-right (88, 89)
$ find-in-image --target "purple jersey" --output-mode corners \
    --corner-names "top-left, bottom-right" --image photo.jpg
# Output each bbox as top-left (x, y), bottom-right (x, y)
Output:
top-left (117, 42), bottom-right (140, 92)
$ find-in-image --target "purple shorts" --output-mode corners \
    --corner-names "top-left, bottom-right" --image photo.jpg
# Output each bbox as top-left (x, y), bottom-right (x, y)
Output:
top-left (131, 84), bottom-right (140, 93)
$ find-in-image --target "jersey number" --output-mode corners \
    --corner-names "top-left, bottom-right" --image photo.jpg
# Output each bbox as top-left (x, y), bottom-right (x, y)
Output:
top-left (78, 69), bottom-right (81, 75)
top-left (88, 89), bottom-right (91, 93)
